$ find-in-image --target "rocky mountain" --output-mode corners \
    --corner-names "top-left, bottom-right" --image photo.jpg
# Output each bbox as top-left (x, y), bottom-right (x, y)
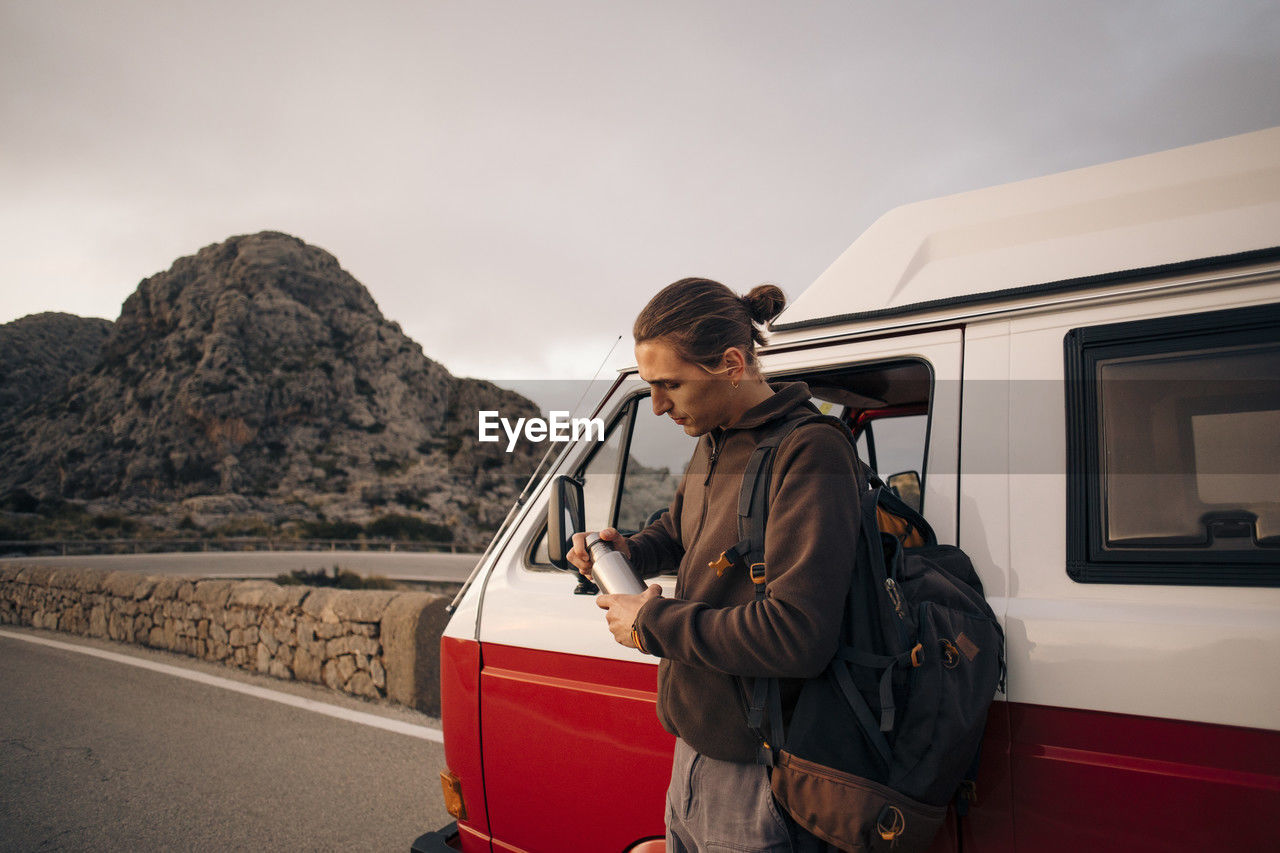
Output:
top-left (0, 232), bottom-right (542, 548)
top-left (0, 313), bottom-right (113, 417)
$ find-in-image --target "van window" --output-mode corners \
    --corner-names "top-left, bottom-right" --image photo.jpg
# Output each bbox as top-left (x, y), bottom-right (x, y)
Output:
top-left (857, 414), bottom-right (927, 483)
top-left (581, 410), bottom-right (630, 534)
top-left (793, 360), bottom-right (933, 507)
top-left (528, 395), bottom-right (694, 568)
top-left (1065, 304), bottom-right (1280, 586)
top-left (616, 401), bottom-right (691, 532)
top-left (530, 359), bottom-right (937, 568)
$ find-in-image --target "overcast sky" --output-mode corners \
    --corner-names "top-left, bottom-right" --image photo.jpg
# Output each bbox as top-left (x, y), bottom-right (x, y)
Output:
top-left (3, 0), bottom-right (1278, 387)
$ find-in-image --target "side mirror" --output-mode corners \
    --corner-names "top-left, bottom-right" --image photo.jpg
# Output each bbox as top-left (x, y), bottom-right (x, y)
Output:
top-left (887, 470), bottom-right (923, 513)
top-left (546, 475), bottom-right (585, 571)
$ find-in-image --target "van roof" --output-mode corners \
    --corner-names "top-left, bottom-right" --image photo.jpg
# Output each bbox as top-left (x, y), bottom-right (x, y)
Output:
top-left (771, 127), bottom-right (1280, 333)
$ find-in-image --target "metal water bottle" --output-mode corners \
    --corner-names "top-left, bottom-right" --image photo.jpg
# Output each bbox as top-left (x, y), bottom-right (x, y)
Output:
top-left (585, 532), bottom-right (645, 595)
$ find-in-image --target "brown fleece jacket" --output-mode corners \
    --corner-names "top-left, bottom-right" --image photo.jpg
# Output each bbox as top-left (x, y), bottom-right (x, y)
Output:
top-left (628, 382), bottom-right (862, 762)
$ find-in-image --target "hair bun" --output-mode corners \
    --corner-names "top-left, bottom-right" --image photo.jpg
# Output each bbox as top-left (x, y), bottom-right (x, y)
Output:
top-left (743, 284), bottom-right (787, 324)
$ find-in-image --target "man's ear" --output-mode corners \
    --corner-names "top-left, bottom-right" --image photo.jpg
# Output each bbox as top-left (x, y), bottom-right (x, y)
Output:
top-left (721, 347), bottom-right (749, 381)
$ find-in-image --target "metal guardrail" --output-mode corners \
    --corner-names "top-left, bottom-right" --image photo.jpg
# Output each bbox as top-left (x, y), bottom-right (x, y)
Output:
top-left (0, 537), bottom-right (461, 556)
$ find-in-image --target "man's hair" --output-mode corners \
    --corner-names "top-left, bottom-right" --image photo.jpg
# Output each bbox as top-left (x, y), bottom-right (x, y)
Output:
top-left (633, 278), bottom-right (786, 368)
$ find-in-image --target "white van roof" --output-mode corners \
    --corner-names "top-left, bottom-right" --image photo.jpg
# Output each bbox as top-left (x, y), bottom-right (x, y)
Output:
top-left (772, 127), bottom-right (1280, 332)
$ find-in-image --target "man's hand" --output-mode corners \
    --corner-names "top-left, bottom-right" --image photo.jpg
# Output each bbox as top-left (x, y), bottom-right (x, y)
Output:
top-left (568, 527), bottom-right (632, 579)
top-left (596, 584), bottom-right (663, 649)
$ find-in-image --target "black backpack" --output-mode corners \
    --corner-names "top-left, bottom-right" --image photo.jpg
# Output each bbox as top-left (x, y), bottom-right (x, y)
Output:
top-left (722, 413), bottom-right (1005, 852)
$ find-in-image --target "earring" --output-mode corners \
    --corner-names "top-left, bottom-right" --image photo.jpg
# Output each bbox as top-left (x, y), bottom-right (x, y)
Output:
top-left (731, 380), bottom-right (740, 390)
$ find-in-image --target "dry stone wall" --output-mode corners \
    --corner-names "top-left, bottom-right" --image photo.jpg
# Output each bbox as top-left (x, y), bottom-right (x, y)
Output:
top-left (0, 565), bottom-right (449, 715)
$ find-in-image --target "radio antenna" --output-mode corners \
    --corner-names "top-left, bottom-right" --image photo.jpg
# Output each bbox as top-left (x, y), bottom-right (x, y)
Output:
top-left (571, 334), bottom-right (622, 415)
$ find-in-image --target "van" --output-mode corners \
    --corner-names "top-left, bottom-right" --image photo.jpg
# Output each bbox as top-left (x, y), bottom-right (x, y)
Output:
top-left (416, 127), bottom-right (1280, 852)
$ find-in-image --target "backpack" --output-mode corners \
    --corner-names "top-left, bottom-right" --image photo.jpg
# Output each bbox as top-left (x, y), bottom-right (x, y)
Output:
top-left (723, 412), bottom-right (1005, 852)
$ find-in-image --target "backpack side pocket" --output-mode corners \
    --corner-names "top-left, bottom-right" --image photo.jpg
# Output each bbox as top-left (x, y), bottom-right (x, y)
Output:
top-left (772, 750), bottom-right (947, 852)
top-left (890, 601), bottom-right (1003, 804)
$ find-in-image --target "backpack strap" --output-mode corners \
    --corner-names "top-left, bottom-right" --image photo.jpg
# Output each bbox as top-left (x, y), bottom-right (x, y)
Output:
top-left (794, 485), bottom-right (913, 775)
top-left (830, 654), bottom-right (894, 770)
top-left (861, 488), bottom-right (913, 654)
top-left (954, 737), bottom-right (985, 818)
top-left (835, 644), bottom-right (920, 733)
top-left (735, 409), bottom-right (851, 573)
top-left (731, 409), bottom-right (855, 766)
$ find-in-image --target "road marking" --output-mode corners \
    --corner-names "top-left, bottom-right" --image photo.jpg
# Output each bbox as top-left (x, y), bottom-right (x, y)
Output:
top-left (0, 628), bottom-right (445, 743)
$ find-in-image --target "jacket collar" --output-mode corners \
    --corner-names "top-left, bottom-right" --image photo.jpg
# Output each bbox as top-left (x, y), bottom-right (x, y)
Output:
top-left (722, 382), bottom-right (813, 432)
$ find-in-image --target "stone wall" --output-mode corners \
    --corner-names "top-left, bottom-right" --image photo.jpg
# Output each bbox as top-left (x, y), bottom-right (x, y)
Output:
top-left (0, 565), bottom-right (450, 716)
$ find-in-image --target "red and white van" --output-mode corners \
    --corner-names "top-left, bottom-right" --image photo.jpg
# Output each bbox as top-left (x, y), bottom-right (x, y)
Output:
top-left (418, 127), bottom-right (1280, 852)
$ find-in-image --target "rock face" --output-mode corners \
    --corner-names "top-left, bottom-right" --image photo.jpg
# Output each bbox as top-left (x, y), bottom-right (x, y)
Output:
top-left (0, 232), bottom-right (541, 547)
top-left (0, 312), bottom-right (113, 417)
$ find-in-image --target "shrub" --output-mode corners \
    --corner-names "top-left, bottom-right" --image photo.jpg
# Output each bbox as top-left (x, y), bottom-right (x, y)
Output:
top-left (365, 513), bottom-right (453, 542)
top-left (1, 489), bottom-right (39, 514)
top-left (91, 514), bottom-right (140, 535)
top-left (394, 488), bottom-right (427, 510)
top-left (209, 517), bottom-right (274, 537)
top-left (0, 521), bottom-right (31, 541)
top-left (299, 519), bottom-right (363, 540)
top-left (274, 565), bottom-right (398, 590)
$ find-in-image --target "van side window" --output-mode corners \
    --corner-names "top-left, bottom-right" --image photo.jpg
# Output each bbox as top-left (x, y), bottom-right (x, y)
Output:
top-left (528, 395), bottom-right (693, 568)
top-left (795, 360), bottom-right (933, 510)
top-left (857, 414), bottom-right (928, 484)
top-left (616, 401), bottom-right (690, 533)
top-left (1065, 304), bottom-right (1280, 586)
top-left (581, 409), bottom-right (629, 534)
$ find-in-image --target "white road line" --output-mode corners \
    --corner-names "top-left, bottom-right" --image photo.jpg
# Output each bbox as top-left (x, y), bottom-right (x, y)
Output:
top-left (0, 628), bottom-right (445, 743)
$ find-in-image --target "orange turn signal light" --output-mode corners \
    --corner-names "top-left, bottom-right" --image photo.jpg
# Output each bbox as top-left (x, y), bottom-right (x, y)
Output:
top-left (440, 770), bottom-right (467, 820)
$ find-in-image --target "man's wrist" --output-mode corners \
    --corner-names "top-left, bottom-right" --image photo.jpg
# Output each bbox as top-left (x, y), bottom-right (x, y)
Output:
top-left (630, 623), bottom-right (648, 654)
top-left (630, 594), bottom-right (661, 655)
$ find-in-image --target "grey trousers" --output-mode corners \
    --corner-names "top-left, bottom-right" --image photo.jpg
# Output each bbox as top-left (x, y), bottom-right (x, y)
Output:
top-left (664, 738), bottom-right (836, 853)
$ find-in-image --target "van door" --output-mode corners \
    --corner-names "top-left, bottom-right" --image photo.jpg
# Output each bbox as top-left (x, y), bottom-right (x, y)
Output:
top-left (767, 327), bottom-right (1014, 851)
top-left (474, 385), bottom-right (692, 852)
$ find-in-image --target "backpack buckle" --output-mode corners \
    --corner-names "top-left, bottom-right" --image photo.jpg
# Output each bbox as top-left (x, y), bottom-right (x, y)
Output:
top-left (910, 643), bottom-right (924, 667)
top-left (710, 543), bottom-right (748, 577)
top-left (749, 562), bottom-right (767, 585)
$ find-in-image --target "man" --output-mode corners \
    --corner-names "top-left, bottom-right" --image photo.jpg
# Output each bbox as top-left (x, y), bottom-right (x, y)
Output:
top-left (570, 278), bottom-right (860, 851)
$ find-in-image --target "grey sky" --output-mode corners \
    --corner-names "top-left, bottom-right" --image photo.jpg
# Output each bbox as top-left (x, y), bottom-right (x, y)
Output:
top-left (3, 0), bottom-right (1278, 384)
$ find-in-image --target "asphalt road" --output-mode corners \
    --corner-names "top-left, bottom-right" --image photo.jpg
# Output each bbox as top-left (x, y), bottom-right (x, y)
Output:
top-left (0, 550), bottom-right (481, 583)
top-left (0, 626), bottom-right (454, 852)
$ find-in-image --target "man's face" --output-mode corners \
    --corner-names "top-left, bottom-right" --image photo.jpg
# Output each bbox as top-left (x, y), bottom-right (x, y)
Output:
top-left (635, 339), bottom-right (735, 437)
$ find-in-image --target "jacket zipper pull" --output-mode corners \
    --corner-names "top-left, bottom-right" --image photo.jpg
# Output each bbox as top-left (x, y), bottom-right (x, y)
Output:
top-left (704, 435), bottom-right (721, 486)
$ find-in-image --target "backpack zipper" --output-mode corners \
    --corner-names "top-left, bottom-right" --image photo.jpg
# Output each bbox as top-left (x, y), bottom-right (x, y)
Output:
top-left (885, 577), bottom-right (906, 621)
